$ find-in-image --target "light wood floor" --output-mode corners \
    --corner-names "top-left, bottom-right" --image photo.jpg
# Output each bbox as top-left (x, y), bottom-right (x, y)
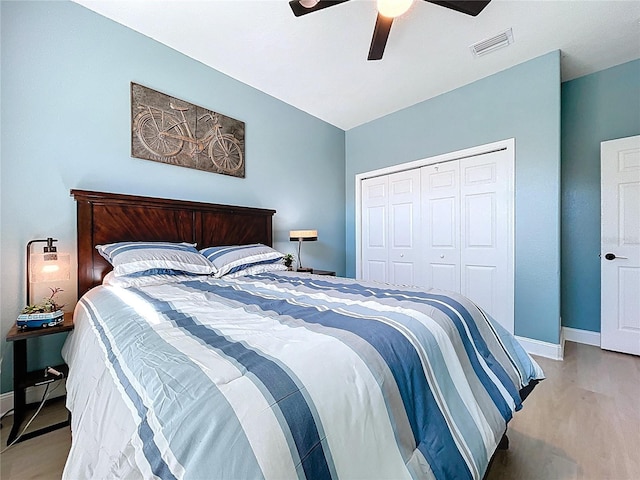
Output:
top-left (487, 341), bottom-right (640, 480)
top-left (1, 342), bottom-right (638, 479)
top-left (0, 397), bottom-right (70, 479)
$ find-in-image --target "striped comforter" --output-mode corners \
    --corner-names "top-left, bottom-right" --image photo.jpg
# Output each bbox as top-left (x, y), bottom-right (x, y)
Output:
top-left (62, 271), bottom-right (543, 480)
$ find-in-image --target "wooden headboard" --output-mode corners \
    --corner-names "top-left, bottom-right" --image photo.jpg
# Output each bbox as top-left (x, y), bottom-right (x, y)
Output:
top-left (71, 189), bottom-right (275, 298)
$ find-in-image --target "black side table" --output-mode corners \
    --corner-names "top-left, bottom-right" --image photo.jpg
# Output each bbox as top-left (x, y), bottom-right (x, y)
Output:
top-left (5, 312), bottom-right (74, 445)
top-left (311, 269), bottom-right (336, 276)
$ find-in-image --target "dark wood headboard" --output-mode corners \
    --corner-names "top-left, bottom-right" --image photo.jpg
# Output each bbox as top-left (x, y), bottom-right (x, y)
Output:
top-left (71, 189), bottom-right (275, 298)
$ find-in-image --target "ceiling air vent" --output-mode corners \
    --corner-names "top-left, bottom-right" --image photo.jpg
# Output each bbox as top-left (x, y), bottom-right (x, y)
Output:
top-left (470, 28), bottom-right (514, 57)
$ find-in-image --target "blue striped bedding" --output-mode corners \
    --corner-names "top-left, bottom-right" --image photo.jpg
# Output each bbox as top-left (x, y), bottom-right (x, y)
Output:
top-left (62, 271), bottom-right (543, 480)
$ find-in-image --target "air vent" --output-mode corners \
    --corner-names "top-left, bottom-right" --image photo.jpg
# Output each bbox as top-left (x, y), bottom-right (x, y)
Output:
top-left (470, 28), bottom-right (514, 57)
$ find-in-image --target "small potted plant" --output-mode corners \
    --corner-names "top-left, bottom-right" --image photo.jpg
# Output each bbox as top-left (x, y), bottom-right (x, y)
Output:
top-left (283, 254), bottom-right (294, 270)
top-left (17, 287), bottom-right (65, 329)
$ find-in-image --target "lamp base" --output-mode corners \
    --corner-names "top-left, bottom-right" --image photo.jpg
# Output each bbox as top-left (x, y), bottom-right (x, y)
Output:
top-left (296, 267), bottom-right (313, 273)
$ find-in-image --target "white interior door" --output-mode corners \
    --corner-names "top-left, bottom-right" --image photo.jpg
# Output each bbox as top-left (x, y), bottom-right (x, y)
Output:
top-left (601, 135), bottom-right (640, 355)
top-left (421, 161), bottom-right (460, 292)
top-left (361, 175), bottom-right (389, 283)
top-left (388, 170), bottom-right (421, 286)
top-left (460, 150), bottom-right (513, 333)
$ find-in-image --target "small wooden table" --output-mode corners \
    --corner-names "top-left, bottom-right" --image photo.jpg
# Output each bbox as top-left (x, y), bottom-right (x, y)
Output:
top-left (5, 312), bottom-right (74, 445)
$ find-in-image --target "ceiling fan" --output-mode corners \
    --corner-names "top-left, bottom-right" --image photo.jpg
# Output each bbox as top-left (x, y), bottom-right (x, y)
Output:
top-left (289, 0), bottom-right (491, 61)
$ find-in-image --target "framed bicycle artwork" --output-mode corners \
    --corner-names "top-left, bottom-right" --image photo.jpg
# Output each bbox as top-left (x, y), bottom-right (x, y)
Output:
top-left (131, 83), bottom-right (245, 178)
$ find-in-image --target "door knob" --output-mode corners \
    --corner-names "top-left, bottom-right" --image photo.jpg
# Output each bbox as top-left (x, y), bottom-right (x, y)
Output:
top-left (604, 253), bottom-right (628, 260)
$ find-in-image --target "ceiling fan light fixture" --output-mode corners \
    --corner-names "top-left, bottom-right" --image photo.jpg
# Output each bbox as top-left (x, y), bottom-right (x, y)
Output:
top-left (299, 0), bottom-right (320, 8)
top-left (377, 0), bottom-right (413, 18)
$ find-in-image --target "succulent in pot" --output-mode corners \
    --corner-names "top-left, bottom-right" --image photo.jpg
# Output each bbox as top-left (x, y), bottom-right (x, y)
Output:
top-left (283, 254), bottom-right (294, 270)
top-left (21, 287), bottom-right (65, 314)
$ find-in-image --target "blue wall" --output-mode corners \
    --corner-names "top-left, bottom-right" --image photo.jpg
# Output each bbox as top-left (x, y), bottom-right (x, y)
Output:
top-left (2, 2), bottom-right (636, 398)
top-left (0, 1), bottom-right (345, 393)
top-left (345, 52), bottom-right (562, 344)
top-left (561, 59), bottom-right (640, 333)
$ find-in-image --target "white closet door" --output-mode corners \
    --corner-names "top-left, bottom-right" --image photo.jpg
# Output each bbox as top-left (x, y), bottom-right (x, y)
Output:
top-left (460, 150), bottom-right (513, 332)
top-left (420, 162), bottom-right (460, 292)
top-left (388, 170), bottom-right (422, 286)
top-left (358, 141), bottom-right (514, 333)
top-left (361, 175), bottom-right (389, 283)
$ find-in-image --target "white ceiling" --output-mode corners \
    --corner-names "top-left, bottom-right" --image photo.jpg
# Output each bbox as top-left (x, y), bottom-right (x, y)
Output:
top-left (74, 0), bottom-right (640, 130)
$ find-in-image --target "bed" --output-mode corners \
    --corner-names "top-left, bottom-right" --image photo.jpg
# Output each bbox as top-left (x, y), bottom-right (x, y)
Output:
top-left (62, 189), bottom-right (543, 480)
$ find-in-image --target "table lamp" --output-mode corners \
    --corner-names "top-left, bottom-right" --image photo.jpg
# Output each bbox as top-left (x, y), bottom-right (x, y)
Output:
top-left (289, 229), bottom-right (317, 272)
top-left (26, 237), bottom-right (70, 306)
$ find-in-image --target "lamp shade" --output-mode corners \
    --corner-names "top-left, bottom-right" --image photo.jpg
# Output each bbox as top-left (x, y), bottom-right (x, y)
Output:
top-left (30, 252), bottom-right (71, 283)
top-left (289, 229), bottom-right (318, 241)
top-left (289, 229), bottom-right (318, 271)
top-left (26, 237), bottom-right (70, 306)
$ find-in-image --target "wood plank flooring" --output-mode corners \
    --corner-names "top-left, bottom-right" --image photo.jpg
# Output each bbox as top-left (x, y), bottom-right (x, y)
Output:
top-left (0, 397), bottom-right (70, 479)
top-left (1, 341), bottom-right (638, 479)
top-left (487, 341), bottom-right (640, 480)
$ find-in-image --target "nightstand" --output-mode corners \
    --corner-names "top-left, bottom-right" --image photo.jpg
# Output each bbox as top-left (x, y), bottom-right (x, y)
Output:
top-left (311, 269), bottom-right (336, 276)
top-left (5, 312), bottom-right (74, 445)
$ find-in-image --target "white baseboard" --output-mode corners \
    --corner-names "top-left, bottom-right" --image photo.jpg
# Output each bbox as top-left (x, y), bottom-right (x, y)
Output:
top-left (562, 327), bottom-right (601, 347)
top-left (0, 381), bottom-right (67, 417)
top-left (516, 335), bottom-right (564, 360)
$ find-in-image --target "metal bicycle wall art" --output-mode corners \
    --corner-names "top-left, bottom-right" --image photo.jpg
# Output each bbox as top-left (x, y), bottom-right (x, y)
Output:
top-left (131, 83), bottom-right (245, 178)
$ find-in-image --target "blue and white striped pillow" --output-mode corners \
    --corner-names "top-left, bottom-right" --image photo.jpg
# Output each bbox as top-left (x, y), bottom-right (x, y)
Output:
top-left (97, 241), bottom-right (214, 277)
top-left (224, 262), bottom-right (288, 278)
top-left (200, 244), bottom-right (284, 278)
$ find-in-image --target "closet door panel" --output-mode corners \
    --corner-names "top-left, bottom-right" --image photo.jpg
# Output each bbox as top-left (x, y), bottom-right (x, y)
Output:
top-left (368, 260), bottom-right (387, 283)
top-left (362, 176), bottom-right (389, 283)
top-left (389, 169), bottom-right (423, 285)
top-left (431, 197), bottom-right (457, 246)
top-left (466, 193), bottom-right (495, 247)
top-left (460, 150), bottom-right (512, 330)
top-left (464, 265), bottom-right (497, 315)
top-left (390, 202), bottom-right (415, 285)
top-left (430, 264), bottom-right (458, 292)
top-left (421, 162), bottom-right (460, 291)
top-left (389, 170), bottom-right (421, 286)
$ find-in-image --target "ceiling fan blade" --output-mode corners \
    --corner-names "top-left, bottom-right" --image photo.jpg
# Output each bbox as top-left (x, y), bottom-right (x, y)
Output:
top-left (426, 0), bottom-right (491, 16)
top-left (289, 0), bottom-right (350, 17)
top-left (368, 13), bottom-right (394, 61)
